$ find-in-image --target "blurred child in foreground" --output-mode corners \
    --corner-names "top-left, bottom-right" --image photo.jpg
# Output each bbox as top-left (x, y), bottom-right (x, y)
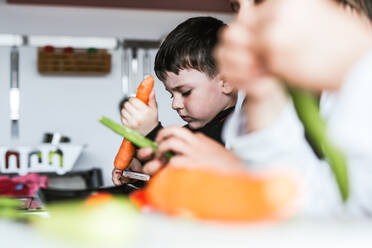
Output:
top-left (139, 0), bottom-right (372, 216)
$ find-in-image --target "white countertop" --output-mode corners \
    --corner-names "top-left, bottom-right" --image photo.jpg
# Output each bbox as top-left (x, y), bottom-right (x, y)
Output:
top-left (1, 214), bottom-right (372, 248)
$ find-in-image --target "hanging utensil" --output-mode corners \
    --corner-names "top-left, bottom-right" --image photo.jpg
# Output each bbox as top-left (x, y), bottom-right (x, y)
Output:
top-left (143, 48), bottom-right (151, 78)
top-left (121, 46), bottom-right (130, 96)
top-left (10, 46), bottom-right (20, 139)
top-left (122, 40), bottom-right (161, 96)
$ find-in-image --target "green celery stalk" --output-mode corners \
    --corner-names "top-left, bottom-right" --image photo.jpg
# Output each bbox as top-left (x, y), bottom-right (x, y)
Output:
top-left (99, 116), bottom-right (173, 160)
top-left (288, 87), bottom-right (349, 202)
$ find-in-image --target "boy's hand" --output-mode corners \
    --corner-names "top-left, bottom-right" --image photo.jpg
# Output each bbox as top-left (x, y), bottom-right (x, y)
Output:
top-left (111, 158), bottom-right (145, 186)
top-left (136, 147), bottom-right (160, 175)
top-left (139, 127), bottom-right (245, 175)
top-left (121, 91), bottom-right (159, 136)
top-left (112, 168), bottom-right (127, 186)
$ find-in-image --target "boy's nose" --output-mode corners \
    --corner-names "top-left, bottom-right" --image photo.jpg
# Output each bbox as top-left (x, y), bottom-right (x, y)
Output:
top-left (172, 95), bottom-right (184, 110)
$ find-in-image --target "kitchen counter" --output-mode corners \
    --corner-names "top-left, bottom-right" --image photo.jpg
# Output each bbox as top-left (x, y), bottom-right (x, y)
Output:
top-left (1, 214), bottom-right (372, 248)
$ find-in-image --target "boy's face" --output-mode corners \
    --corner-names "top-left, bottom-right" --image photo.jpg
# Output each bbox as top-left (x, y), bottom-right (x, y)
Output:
top-left (163, 69), bottom-right (229, 129)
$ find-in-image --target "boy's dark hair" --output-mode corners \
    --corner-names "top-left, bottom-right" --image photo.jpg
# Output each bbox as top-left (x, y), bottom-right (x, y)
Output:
top-left (154, 16), bottom-right (226, 82)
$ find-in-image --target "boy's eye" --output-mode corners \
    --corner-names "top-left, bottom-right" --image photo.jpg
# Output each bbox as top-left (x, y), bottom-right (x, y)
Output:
top-left (181, 90), bottom-right (191, 97)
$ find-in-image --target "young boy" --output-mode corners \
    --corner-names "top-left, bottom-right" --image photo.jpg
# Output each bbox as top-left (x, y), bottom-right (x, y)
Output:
top-left (112, 17), bottom-right (237, 185)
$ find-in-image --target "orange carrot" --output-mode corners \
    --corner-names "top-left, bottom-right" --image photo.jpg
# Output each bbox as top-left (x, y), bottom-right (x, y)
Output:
top-left (114, 140), bottom-right (136, 170)
top-left (136, 75), bottom-right (154, 103)
top-left (114, 76), bottom-right (155, 170)
top-left (145, 167), bottom-right (297, 222)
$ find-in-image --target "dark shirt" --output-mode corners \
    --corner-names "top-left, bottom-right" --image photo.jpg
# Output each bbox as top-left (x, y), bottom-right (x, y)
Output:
top-left (146, 107), bottom-right (235, 145)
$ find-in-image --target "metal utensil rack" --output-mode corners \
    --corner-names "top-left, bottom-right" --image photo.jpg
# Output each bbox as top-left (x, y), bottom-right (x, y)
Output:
top-left (0, 34), bottom-right (162, 139)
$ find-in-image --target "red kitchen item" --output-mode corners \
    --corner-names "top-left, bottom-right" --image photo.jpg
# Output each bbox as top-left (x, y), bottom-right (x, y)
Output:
top-left (0, 173), bottom-right (49, 197)
top-left (5, 151), bottom-right (20, 169)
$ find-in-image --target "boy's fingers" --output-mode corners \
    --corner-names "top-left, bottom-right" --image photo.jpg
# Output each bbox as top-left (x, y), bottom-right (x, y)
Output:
top-left (112, 169), bottom-right (123, 186)
top-left (148, 91), bottom-right (158, 110)
top-left (112, 178), bottom-right (122, 186)
top-left (142, 159), bottom-right (164, 175)
top-left (216, 24), bottom-right (264, 86)
top-left (168, 156), bottom-right (197, 168)
top-left (123, 101), bottom-right (139, 117)
top-left (112, 175), bottom-right (121, 186)
top-left (220, 24), bottom-right (253, 50)
top-left (218, 49), bottom-right (260, 84)
top-left (129, 97), bottom-right (149, 111)
top-left (156, 126), bottom-right (195, 144)
top-left (128, 158), bottom-right (143, 172)
top-left (121, 107), bottom-right (134, 122)
top-left (137, 147), bottom-right (154, 161)
top-left (156, 137), bottom-right (192, 159)
top-left (122, 111), bottom-right (138, 127)
top-left (122, 117), bottom-right (132, 128)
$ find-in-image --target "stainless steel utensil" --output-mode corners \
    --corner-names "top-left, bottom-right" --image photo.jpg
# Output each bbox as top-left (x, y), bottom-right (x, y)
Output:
top-left (10, 46), bottom-right (20, 139)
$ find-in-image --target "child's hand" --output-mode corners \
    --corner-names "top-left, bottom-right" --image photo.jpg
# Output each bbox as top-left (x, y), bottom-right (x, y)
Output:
top-left (111, 158), bottom-right (144, 186)
top-left (136, 147), bottom-right (160, 175)
top-left (112, 168), bottom-right (127, 186)
top-left (140, 127), bottom-right (245, 175)
top-left (121, 91), bottom-right (159, 136)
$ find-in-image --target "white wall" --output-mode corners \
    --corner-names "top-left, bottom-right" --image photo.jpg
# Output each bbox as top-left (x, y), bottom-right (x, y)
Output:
top-left (0, 0), bottom-right (233, 38)
top-left (0, 0), bottom-right (233, 186)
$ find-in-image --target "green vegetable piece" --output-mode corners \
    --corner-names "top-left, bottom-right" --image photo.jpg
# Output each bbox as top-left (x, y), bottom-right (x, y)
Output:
top-left (288, 87), bottom-right (349, 201)
top-left (0, 197), bottom-right (22, 208)
top-left (0, 197), bottom-right (25, 220)
top-left (99, 116), bottom-right (173, 160)
top-left (32, 197), bottom-right (139, 246)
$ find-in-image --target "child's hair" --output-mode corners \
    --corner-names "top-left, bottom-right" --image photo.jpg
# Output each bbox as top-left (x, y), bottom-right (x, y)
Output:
top-left (154, 16), bottom-right (226, 82)
top-left (337, 0), bottom-right (372, 20)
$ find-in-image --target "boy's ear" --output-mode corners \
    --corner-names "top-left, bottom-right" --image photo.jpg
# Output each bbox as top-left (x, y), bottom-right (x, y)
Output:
top-left (219, 78), bottom-right (235, 95)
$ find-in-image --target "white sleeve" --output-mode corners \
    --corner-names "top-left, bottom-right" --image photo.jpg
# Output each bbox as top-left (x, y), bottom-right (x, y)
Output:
top-left (222, 49), bottom-right (372, 217)
top-left (327, 50), bottom-right (372, 216)
top-left (223, 102), bottom-right (342, 216)
top-left (224, 101), bottom-right (322, 168)
top-left (224, 103), bottom-right (312, 165)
